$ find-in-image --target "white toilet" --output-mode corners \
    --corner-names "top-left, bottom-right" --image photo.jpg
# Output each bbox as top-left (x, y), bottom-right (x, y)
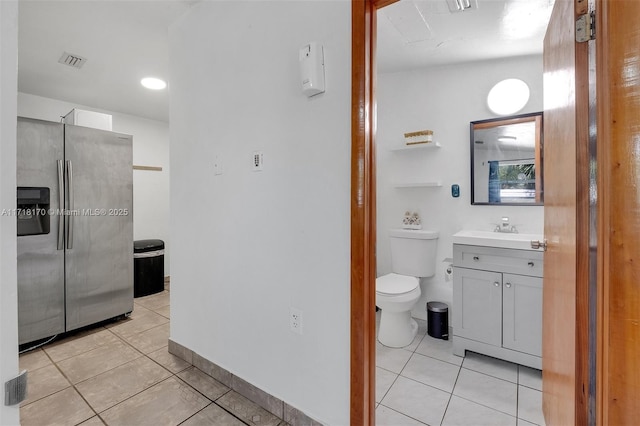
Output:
top-left (376, 229), bottom-right (439, 348)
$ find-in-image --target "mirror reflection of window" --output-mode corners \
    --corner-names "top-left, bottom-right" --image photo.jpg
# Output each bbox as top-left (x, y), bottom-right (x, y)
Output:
top-left (489, 160), bottom-right (537, 203)
top-left (471, 112), bottom-right (543, 205)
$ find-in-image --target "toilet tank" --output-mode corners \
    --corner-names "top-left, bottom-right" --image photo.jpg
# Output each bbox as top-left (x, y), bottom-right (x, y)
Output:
top-left (389, 229), bottom-right (439, 277)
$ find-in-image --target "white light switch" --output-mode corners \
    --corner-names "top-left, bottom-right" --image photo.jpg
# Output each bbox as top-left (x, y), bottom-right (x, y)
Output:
top-left (214, 155), bottom-right (223, 175)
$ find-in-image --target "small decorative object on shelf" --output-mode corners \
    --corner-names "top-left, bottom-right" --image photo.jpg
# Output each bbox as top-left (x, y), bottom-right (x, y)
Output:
top-left (402, 211), bottom-right (422, 230)
top-left (404, 129), bottom-right (433, 145)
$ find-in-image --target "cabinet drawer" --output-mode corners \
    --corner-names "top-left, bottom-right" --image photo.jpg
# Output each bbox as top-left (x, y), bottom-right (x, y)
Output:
top-left (453, 244), bottom-right (544, 277)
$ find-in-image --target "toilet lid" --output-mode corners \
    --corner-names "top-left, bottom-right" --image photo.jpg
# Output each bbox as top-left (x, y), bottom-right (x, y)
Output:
top-left (376, 274), bottom-right (419, 295)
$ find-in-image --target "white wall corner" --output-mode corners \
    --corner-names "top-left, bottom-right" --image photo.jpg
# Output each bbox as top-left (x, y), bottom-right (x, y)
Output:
top-left (0, 0), bottom-right (21, 424)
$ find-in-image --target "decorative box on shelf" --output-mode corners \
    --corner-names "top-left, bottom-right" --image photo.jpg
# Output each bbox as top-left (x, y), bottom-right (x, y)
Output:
top-left (404, 130), bottom-right (433, 146)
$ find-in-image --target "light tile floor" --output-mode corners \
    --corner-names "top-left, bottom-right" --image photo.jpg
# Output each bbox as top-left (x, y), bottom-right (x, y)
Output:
top-left (376, 314), bottom-right (546, 426)
top-left (19, 286), bottom-right (288, 426)
top-left (19, 290), bottom-right (544, 426)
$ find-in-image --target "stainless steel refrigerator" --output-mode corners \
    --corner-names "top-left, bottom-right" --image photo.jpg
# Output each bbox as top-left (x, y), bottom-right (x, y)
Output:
top-left (17, 117), bottom-right (133, 345)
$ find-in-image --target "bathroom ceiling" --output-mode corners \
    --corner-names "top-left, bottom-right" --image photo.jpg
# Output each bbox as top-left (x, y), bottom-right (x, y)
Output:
top-left (377, 0), bottom-right (555, 72)
top-left (17, 0), bottom-right (554, 123)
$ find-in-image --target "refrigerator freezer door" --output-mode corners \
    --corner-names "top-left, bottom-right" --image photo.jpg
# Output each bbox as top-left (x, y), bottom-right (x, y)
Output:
top-left (16, 118), bottom-right (65, 344)
top-left (64, 124), bottom-right (133, 331)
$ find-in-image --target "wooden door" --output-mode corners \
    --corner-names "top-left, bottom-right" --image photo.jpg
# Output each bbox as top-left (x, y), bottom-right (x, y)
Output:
top-left (596, 0), bottom-right (640, 423)
top-left (542, 0), bottom-right (591, 424)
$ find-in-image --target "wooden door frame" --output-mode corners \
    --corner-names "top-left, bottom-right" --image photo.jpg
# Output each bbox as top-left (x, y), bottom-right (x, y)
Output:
top-left (595, 0), bottom-right (640, 423)
top-left (351, 0), bottom-right (397, 424)
top-left (351, 1), bottom-right (376, 424)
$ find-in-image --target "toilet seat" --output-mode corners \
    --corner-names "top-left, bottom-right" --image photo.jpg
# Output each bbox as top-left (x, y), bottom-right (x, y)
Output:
top-left (376, 273), bottom-right (419, 296)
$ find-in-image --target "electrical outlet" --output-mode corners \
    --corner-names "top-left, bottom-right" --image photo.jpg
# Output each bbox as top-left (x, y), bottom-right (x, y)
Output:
top-left (290, 307), bottom-right (303, 335)
top-left (252, 151), bottom-right (263, 171)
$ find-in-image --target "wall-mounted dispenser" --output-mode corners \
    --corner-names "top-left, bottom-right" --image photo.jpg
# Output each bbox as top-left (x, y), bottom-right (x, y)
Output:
top-left (299, 42), bottom-right (325, 97)
top-left (17, 187), bottom-right (50, 237)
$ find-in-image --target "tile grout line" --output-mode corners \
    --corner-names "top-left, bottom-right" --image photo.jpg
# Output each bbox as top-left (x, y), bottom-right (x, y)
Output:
top-left (517, 364), bottom-right (521, 422)
top-left (56, 336), bottom-right (168, 421)
top-left (81, 359), bottom-right (173, 416)
top-left (459, 365), bottom-right (518, 385)
top-left (48, 351), bottom-right (100, 424)
top-left (47, 313), bottom-right (172, 420)
top-left (414, 352), bottom-right (463, 369)
top-left (376, 403), bottom-right (429, 426)
top-left (448, 393), bottom-right (518, 420)
top-left (176, 402), bottom-right (251, 426)
top-left (377, 328), bottom-right (432, 424)
top-left (375, 321), bottom-right (424, 417)
top-left (376, 317), bottom-right (539, 425)
top-left (74, 320), bottom-right (187, 419)
top-left (376, 369), bottom-right (401, 409)
top-left (455, 356), bottom-right (520, 420)
top-left (179, 392), bottom-right (255, 426)
top-left (438, 350), bottom-right (463, 426)
top-left (93, 374), bottom-right (177, 423)
top-left (172, 366), bottom-right (284, 425)
top-left (103, 316), bottom-right (170, 360)
top-left (21, 339), bottom-right (99, 422)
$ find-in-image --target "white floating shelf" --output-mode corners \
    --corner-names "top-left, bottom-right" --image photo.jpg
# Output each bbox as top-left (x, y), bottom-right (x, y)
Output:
top-left (393, 181), bottom-right (443, 188)
top-left (389, 142), bottom-right (441, 152)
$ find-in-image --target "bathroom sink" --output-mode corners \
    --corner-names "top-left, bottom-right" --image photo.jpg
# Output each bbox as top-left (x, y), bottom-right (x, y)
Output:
top-left (452, 230), bottom-right (544, 251)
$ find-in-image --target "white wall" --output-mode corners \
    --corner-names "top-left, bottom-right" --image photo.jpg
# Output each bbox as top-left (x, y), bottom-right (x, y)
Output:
top-left (0, 1), bottom-right (20, 424)
top-left (376, 55), bottom-right (545, 321)
top-left (17, 93), bottom-right (171, 275)
top-left (169, 2), bottom-right (350, 424)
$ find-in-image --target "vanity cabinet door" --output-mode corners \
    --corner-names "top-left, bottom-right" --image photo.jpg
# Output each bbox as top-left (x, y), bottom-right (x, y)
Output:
top-left (453, 267), bottom-right (502, 346)
top-left (502, 273), bottom-right (543, 356)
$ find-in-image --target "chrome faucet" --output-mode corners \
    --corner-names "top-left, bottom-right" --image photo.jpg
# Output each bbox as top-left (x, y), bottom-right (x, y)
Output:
top-left (494, 216), bottom-right (518, 233)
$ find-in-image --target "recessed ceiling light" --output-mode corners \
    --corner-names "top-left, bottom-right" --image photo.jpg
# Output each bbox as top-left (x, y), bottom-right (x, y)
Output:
top-left (487, 79), bottom-right (530, 115)
top-left (141, 77), bottom-right (167, 90)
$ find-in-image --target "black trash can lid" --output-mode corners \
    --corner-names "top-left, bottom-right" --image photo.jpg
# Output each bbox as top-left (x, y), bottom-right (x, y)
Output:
top-left (134, 239), bottom-right (164, 253)
top-left (427, 301), bottom-right (448, 312)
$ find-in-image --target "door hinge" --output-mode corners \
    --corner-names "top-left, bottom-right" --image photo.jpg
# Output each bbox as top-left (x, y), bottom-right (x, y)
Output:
top-left (576, 11), bottom-right (596, 42)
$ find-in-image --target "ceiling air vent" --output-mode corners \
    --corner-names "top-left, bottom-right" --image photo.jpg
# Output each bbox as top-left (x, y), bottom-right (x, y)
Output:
top-left (446, 0), bottom-right (478, 13)
top-left (58, 52), bottom-right (87, 69)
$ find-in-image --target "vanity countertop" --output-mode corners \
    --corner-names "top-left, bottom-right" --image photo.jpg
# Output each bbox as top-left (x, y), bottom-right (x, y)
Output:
top-left (452, 229), bottom-right (544, 251)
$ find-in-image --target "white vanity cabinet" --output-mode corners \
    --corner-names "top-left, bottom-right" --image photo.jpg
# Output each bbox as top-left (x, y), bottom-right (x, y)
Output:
top-left (453, 244), bottom-right (543, 369)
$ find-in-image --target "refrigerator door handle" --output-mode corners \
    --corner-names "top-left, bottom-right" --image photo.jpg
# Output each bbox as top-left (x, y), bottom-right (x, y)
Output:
top-left (57, 160), bottom-right (64, 250)
top-left (66, 160), bottom-right (74, 250)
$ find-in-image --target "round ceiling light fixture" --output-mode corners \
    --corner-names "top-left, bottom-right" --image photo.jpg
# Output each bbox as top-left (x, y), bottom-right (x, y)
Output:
top-left (487, 78), bottom-right (530, 115)
top-left (141, 77), bottom-right (167, 90)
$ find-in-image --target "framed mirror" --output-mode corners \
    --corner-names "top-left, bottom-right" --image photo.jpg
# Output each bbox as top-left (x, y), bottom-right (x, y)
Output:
top-left (470, 112), bottom-right (543, 205)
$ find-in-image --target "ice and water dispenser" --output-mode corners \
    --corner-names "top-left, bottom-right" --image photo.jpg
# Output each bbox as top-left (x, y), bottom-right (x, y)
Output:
top-left (16, 187), bottom-right (50, 236)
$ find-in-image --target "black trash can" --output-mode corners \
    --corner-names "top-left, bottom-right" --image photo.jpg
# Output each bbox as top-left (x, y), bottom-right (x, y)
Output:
top-left (134, 239), bottom-right (165, 298)
top-left (427, 301), bottom-right (449, 340)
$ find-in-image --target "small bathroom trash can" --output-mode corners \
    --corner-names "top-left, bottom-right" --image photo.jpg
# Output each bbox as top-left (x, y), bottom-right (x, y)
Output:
top-left (134, 239), bottom-right (165, 298)
top-left (427, 301), bottom-right (449, 340)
